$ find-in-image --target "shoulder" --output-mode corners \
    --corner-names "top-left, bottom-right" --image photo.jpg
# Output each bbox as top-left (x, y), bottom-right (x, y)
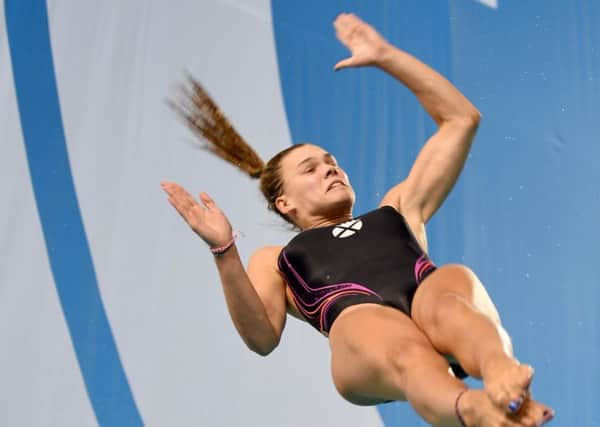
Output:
top-left (249, 245), bottom-right (283, 267)
top-left (378, 193), bottom-right (429, 252)
top-left (379, 180), bottom-right (424, 223)
top-left (379, 180), bottom-right (409, 215)
top-left (250, 246), bottom-right (283, 262)
top-left (379, 181), bottom-right (407, 213)
top-left (247, 246), bottom-right (286, 288)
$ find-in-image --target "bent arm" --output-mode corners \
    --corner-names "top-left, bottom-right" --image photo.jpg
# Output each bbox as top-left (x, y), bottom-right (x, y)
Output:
top-left (375, 45), bottom-right (479, 126)
top-left (376, 44), bottom-right (480, 222)
top-left (334, 14), bottom-right (479, 223)
top-left (214, 245), bottom-right (287, 356)
top-left (160, 182), bottom-right (286, 356)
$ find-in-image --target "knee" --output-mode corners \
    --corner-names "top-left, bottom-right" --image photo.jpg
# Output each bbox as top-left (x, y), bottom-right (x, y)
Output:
top-left (421, 291), bottom-right (472, 333)
top-left (388, 340), bottom-right (441, 382)
top-left (417, 265), bottom-right (480, 325)
top-left (331, 346), bottom-right (388, 400)
top-left (332, 340), bottom-right (430, 401)
top-left (371, 340), bottom-right (434, 381)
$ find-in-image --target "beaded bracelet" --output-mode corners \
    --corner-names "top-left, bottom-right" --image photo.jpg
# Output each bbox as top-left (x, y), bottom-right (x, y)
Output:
top-left (210, 231), bottom-right (242, 255)
top-left (455, 389), bottom-right (468, 427)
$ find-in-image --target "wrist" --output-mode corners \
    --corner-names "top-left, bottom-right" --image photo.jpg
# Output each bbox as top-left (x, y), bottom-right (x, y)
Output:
top-left (210, 231), bottom-right (243, 256)
top-left (373, 42), bottom-right (396, 67)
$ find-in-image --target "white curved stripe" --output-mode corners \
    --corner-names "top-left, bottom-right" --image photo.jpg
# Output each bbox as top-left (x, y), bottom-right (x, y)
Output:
top-left (474, 0), bottom-right (498, 9)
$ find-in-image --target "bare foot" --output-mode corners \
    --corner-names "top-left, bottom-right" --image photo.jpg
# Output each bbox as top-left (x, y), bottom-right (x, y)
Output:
top-left (482, 357), bottom-right (534, 413)
top-left (458, 389), bottom-right (554, 427)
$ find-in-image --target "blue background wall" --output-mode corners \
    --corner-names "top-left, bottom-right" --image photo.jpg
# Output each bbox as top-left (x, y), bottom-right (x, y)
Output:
top-left (273, 1), bottom-right (599, 425)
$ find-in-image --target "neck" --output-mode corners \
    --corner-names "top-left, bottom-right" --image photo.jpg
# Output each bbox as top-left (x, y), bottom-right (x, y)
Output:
top-left (298, 210), bottom-right (354, 230)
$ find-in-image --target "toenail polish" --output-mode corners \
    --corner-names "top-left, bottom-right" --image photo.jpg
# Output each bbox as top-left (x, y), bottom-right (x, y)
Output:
top-left (508, 397), bottom-right (523, 412)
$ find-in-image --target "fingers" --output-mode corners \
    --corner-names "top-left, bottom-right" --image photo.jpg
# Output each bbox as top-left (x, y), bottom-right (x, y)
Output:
top-left (334, 57), bottom-right (354, 71)
top-left (161, 182), bottom-right (192, 204)
top-left (334, 12), bottom-right (366, 40)
top-left (334, 12), bottom-right (361, 32)
top-left (161, 182), bottom-right (202, 218)
top-left (333, 13), bottom-right (384, 70)
top-left (334, 13), bottom-right (358, 41)
top-left (199, 191), bottom-right (219, 211)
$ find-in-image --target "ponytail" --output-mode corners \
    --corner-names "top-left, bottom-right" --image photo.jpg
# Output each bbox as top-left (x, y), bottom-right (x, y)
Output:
top-left (169, 75), bottom-right (265, 178)
top-left (170, 75), bottom-right (305, 226)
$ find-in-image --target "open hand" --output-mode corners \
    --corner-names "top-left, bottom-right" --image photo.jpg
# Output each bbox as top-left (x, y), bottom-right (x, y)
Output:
top-left (161, 182), bottom-right (232, 248)
top-left (333, 13), bottom-right (390, 71)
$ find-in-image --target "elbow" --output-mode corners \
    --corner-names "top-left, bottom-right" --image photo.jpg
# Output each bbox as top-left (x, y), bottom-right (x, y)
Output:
top-left (449, 109), bottom-right (481, 133)
top-left (246, 335), bottom-right (280, 357)
top-left (440, 108), bottom-right (481, 130)
top-left (469, 109), bottom-right (482, 127)
top-left (252, 345), bottom-right (276, 357)
top-left (460, 108), bottom-right (481, 129)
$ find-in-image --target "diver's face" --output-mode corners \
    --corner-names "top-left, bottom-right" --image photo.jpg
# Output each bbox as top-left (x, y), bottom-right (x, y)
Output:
top-left (276, 144), bottom-right (354, 224)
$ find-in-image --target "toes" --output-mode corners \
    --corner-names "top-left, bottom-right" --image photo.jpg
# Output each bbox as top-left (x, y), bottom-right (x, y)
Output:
top-left (489, 388), bottom-right (523, 413)
top-left (519, 365), bottom-right (534, 389)
top-left (508, 366), bottom-right (534, 413)
top-left (540, 406), bottom-right (555, 425)
top-left (513, 400), bottom-right (555, 427)
top-left (508, 396), bottom-right (525, 413)
top-left (488, 364), bottom-right (535, 413)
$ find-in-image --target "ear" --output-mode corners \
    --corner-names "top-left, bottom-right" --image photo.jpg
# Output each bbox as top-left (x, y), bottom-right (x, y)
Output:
top-left (275, 194), bottom-right (295, 216)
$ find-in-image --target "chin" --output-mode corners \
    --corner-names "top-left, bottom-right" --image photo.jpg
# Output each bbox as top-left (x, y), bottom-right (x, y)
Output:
top-left (326, 194), bottom-right (354, 214)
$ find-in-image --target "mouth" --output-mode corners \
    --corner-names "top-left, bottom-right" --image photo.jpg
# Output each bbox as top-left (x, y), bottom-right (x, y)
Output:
top-left (327, 180), bottom-right (346, 191)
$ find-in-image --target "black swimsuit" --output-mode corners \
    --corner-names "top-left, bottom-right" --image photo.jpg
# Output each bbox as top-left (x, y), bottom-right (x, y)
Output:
top-left (278, 206), bottom-right (436, 335)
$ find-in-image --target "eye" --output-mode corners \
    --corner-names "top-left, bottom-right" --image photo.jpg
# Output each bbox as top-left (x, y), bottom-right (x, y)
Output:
top-left (301, 162), bottom-right (317, 173)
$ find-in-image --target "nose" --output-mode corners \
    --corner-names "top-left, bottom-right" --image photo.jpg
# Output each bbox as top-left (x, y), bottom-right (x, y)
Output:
top-left (325, 165), bottom-right (339, 178)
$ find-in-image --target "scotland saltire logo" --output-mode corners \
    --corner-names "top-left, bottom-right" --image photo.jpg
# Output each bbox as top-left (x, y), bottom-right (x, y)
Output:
top-left (332, 219), bottom-right (363, 238)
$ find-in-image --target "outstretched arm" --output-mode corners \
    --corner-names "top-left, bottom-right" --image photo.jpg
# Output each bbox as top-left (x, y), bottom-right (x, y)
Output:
top-left (334, 13), bottom-right (480, 224)
top-left (161, 182), bottom-right (286, 356)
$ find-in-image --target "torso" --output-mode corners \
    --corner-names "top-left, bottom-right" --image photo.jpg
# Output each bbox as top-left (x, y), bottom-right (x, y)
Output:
top-left (277, 205), bottom-right (435, 334)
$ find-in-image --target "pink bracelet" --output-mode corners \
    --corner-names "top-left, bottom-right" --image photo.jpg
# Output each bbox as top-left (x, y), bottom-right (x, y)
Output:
top-left (455, 389), bottom-right (468, 427)
top-left (210, 231), bottom-right (242, 255)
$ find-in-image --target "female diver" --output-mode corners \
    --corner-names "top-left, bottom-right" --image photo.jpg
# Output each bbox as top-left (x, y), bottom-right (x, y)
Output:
top-left (162, 13), bottom-right (554, 427)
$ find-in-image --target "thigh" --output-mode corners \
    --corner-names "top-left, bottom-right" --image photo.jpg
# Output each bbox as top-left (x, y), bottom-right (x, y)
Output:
top-left (411, 264), bottom-right (502, 338)
top-left (328, 303), bottom-right (453, 405)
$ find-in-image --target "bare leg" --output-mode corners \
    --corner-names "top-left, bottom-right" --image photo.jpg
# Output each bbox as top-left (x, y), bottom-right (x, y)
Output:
top-left (411, 264), bottom-right (552, 421)
top-left (329, 304), bottom-right (552, 426)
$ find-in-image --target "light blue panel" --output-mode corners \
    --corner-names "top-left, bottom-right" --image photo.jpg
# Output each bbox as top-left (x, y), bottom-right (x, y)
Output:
top-left (3, 0), bottom-right (382, 425)
top-left (4, 0), bottom-right (143, 425)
